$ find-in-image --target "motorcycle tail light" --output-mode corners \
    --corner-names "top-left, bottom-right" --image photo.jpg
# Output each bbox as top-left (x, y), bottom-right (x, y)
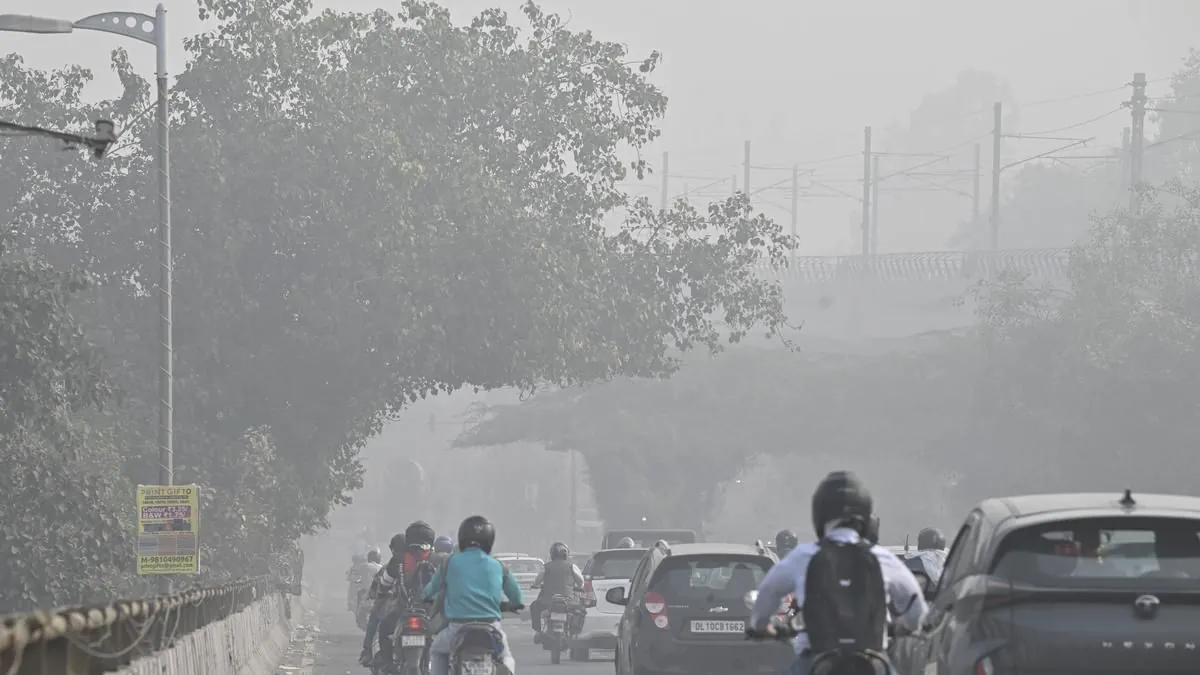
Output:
top-left (405, 615), bottom-right (426, 632)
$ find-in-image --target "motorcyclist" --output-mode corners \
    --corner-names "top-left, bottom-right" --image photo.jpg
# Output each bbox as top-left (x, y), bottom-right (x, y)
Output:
top-left (360, 533), bottom-right (406, 666)
top-left (347, 552), bottom-right (368, 611)
top-left (912, 527), bottom-right (948, 586)
top-left (750, 471), bottom-right (928, 675)
top-left (775, 529), bottom-right (799, 559)
top-left (355, 549), bottom-right (384, 613)
top-left (423, 515), bottom-right (523, 675)
top-left (615, 536), bottom-right (636, 548)
top-left (529, 541), bottom-right (585, 642)
top-left (434, 535), bottom-right (454, 555)
top-left (373, 521), bottom-right (439, 671)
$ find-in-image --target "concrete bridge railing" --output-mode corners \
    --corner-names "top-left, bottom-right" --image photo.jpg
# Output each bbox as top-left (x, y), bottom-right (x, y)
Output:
top-left (0, 578), bottom-right (296, 675)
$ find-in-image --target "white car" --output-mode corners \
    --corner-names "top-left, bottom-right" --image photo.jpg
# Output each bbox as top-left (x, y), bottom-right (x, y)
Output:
top-left (494, 553), bottom-right (544, 615)
top-left (571, 547), bottom-right (648, 661)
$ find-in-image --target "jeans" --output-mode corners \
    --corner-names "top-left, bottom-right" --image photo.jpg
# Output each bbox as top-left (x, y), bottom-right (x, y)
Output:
top-left (377, 614), bottom-right (399, 662)
top-left (363, 612), bottom-right (382, 652)
top-left (430, 621), bottom-right (515, 675)
top-left (529, 598), bottom-right (545, 633)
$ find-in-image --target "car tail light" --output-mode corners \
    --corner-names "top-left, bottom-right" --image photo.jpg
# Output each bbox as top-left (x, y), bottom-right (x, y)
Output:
top-left (975, 655), bottom-right (994, 675)
top-left (643, 590), bottom-right (668, 628)
top-left (582, 579), bottom-right (597, 607)
top-left (405, 615), bottom-right (426, 632)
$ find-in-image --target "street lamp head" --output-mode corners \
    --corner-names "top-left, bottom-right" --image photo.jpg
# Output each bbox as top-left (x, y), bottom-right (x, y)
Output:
top-left (0, 14), bottom-right (75, 34)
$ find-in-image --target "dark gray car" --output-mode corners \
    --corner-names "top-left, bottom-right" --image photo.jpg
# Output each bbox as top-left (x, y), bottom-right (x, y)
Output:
top-left (892, 491), bottom-right (1200, 675)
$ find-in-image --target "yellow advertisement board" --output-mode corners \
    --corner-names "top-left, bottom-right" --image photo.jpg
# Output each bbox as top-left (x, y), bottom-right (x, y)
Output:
top-left (136, 484), bottom-right (200, 575)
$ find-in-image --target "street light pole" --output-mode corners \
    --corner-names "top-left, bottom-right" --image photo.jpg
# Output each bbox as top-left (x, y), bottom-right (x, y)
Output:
top-left (0, 5), bottom-right (173, 485)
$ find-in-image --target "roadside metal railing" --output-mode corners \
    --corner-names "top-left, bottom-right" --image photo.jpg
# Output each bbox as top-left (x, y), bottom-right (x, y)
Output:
top-left (0, 577), bottom-right (281, 674)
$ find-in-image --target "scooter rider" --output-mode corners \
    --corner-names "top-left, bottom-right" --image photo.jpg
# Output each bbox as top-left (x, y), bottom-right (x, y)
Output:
top-left (750, 471), bottom-right (928, 675)
top-left (434, 535), bottom-right (454, 555)
top-left (355, 549), bottom-right (383, 612)
top-left (529, 541), bottom-right (585, 642)
top-left (361, 533), bottom-right (406, 666)
top-left (347, 552), bottom-right (368, 611)
top-left (423, 515), bottom-right (523, 675)
top-left (774, 529), bottom-right (798, 559)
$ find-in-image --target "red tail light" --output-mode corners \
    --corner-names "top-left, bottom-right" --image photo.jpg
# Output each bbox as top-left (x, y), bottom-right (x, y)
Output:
top-left (582, 579), bottom-right (597, 607)
top-left (975, 656), bottom-right (994, 675)
top-left (643, 590), bottom-right (668, 628)
top-left (405, 615), bottom-right (426, 632)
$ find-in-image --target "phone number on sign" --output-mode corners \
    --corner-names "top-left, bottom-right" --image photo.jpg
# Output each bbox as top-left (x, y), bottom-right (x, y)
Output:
top-left (140, 555), bottom-right (195, 564)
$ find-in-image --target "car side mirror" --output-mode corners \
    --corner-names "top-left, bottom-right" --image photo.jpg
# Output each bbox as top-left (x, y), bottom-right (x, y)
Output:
top-left (605, 586), bottom-right (628, 605)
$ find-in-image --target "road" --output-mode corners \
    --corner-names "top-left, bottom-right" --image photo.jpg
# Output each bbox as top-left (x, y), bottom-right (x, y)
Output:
top-left (309, 577), bottom-right (615, 675)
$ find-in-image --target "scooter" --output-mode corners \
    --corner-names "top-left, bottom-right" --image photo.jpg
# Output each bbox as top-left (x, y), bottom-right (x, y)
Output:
top-left (448, 602), bottom-right (523, 675)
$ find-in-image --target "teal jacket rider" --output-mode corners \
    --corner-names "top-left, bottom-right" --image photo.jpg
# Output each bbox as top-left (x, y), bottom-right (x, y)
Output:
top-left (423, 548), bottom-right (524, 621)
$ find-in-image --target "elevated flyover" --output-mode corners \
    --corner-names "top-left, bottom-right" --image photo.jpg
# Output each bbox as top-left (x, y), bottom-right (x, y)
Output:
top-left (755, 248), bottom-right (1071, 341)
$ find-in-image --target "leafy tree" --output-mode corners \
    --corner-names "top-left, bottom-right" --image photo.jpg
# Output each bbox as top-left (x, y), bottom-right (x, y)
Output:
top-left (1, 0), bottom-right (794, 599)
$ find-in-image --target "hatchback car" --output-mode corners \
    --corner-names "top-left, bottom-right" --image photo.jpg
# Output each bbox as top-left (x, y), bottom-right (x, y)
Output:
top-left (570, 547), bottom-right (648, 661)
top-left (608, 541), bottom-right (791, 675)
top-left (891, 490), bottom-right (1200, 675)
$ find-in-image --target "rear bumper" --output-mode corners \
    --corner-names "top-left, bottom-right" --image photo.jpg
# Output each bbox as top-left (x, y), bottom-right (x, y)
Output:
top-left (633, 639), bottom-right (791, 675)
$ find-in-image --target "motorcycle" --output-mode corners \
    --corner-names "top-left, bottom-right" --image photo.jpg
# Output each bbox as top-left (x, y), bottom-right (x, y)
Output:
top-left (539, 594), bottom-right (584, 665)
top-left (389, 606), bottom-right (431, 675)
top-left (743, 590), bottom-right (891, 675)
top-left (448, 602), bottom-right (523, 675)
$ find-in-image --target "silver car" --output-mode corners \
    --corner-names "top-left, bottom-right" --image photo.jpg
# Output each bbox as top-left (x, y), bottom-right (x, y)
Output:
top-left (571, 547), bottom-right (648, 661)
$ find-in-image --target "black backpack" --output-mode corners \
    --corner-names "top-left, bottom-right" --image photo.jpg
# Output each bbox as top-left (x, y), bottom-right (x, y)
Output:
top-left (802, 539), bottom-right (887, 655)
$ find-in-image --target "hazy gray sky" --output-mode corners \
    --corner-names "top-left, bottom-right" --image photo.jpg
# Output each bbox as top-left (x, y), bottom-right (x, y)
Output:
top-left (5, 0), bottom-right (1197, 253)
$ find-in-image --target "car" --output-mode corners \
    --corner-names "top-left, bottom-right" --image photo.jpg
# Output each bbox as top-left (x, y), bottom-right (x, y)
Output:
top-left (607, 541), bottom-right (792, 675)
top-left (494, 553), bottom-right (544, 616)
top-left (570, 547), bottom-right (648, 661)
top-left (890, 490), bottom-right (1200, 675)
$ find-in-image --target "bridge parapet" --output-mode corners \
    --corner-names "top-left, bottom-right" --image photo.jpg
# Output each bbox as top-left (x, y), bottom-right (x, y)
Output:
top-left (755, 248), bottom-right (1072, 284)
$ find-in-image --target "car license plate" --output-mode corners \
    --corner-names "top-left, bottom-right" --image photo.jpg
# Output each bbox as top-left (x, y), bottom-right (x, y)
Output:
top-left (550, 613), bottom-right (568, 621)
top-left (462, 659), bottom-right (494, 675)
top-left (690, 620), bottom-right (745, 633)
top-left (401, 635), bottom-right (425, 647)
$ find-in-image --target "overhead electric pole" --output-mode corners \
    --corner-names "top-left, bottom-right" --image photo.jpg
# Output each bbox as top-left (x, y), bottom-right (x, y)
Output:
top-left (790, 164), bottom-right (799, 243)
top-left (1129, 72), bottom-right (1147, 213)
top-left (743, 140), bottom-right (751, 204)
top-left (972, 142), bottom-right (981, 233)
top-left (660, 151), bottom-right (669, 211)
top-left (861, 126), bottom-right (872, 256)
top-left (870, 154), bottom-right (880, 254)
top-left (990, 102), bottom-right (1002, 250)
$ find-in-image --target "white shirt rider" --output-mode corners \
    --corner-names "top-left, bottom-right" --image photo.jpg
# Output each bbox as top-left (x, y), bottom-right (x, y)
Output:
top-left (750, 522), bottom-right (929, 656)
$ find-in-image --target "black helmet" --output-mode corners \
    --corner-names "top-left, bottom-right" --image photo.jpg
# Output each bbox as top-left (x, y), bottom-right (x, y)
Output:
top-left (550, 541), bottom-right (569, 560)
top-left (389, 533), bottom-right (406, 553)
top-left (774, 529), bottom-right (798, 554)
top-left (918, 527), bottom-right (946, 551)
top-left (616, 537), bottom-right (636, 549)
top-left (811, 470), bottom-right (873, 538)
top-left (405, 520), bottom-right (436, 548)
top-left (457, 515), bottom-right (496, 554)
top-left (865, 513), bottom-right (880, 544)
top-left (367, 548), bottom-right (382, 564)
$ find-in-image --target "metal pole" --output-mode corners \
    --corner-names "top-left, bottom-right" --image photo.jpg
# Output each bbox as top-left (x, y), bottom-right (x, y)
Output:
top-left (155, 2), bottom-right (174, 486)
top-left (870, 154), bottom-right (880, 254)
top-left (861, 126), bottom-right (871, 256)
top-left (1129, 73), bottom-right (1147, 213)
top-left (660, 151), bottom-right (669, 211)
top-left (990, 102), bottom-right (1002, 250)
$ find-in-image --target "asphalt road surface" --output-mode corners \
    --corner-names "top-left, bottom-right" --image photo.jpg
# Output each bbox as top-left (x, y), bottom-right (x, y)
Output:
top-left (310, 577), bottom-right (615, 675)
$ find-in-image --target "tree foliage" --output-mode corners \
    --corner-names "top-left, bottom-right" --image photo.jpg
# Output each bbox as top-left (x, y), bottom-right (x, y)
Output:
top-left (1, 0), bottom-right (791, 604)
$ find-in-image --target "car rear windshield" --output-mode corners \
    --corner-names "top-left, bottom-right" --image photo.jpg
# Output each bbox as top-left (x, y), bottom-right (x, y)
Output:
top-left (504, 560), bottom-right (543, 575)
top-left (651, 556), bottom-right (769, 601)
top-left (991, 516), bottom-right (1200, 586)
top-left (587, 550), bottom-right (646, 580)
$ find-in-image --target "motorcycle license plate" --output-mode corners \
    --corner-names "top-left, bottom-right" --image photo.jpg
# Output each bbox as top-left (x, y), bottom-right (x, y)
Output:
top-left (400, 635), bottom-right (425, 647)
top-left (461, 660), bottom-right (494, 675)
top-left (550, 613), bottom-right (568, 621)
